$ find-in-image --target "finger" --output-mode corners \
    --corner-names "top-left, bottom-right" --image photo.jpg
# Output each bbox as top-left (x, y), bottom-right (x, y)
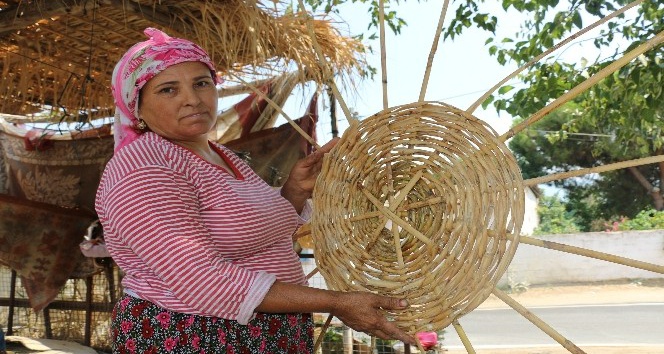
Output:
top-left (377, 297), bottom-right (409, 311)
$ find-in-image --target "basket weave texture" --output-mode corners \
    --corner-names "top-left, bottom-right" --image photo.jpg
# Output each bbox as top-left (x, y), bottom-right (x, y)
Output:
top-left (311, 101), bottom-right (525, 333)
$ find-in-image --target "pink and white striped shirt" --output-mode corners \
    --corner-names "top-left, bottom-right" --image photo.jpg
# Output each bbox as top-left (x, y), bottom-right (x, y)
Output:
top-left (95, 132), bottom-right (308, 324)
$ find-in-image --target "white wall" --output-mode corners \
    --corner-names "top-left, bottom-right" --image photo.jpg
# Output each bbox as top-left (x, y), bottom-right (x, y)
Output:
top-left (520, 187), bottom-right (539, 236)
top-left (498, 230), bottom-right (664, 288)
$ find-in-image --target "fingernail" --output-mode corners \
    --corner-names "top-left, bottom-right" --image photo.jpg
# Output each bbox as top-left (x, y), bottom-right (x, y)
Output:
top-left (399, 299), bottom-right (409, 307)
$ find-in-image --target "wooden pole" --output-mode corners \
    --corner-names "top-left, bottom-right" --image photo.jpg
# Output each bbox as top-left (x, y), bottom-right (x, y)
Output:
top-left (492, 288), bottom-right (587, 353)
top-left (524, 155), bottom-right (664, 186)
top-left (452, 320), bottom-right (477, 354)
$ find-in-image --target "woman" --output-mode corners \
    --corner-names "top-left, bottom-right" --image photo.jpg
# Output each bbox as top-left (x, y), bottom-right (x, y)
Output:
top-left (96, 28), bottom-right (416, 353)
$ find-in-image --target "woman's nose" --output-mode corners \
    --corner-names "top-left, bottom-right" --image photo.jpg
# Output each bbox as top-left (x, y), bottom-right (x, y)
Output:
top-left (181, 86), bottom-right (202, 106)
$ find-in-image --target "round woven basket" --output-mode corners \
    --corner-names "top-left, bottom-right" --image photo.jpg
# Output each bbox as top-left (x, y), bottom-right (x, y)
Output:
top-left (311, 101), bottom-right (524, 333)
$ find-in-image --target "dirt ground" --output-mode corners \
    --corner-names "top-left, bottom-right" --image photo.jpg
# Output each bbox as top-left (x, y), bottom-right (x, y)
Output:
top-left (443, 278), bottom-right (664, 354)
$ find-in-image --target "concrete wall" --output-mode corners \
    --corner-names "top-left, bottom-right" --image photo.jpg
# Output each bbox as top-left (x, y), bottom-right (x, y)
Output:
top-left (498, 230), bottom-right (664, 288)
top-left (521, 187), bottom-right (539, 236)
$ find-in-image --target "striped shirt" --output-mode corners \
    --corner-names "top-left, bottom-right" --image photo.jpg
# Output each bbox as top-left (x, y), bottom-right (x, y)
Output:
top-left (95, 132), bottom-right (308, 324)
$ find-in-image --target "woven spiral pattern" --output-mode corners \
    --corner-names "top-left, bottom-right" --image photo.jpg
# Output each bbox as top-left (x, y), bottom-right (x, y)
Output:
top-left (311, 101), bottom-right (524, 333)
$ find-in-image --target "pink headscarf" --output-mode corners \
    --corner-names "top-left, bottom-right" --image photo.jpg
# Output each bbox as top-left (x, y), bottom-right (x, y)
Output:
top-left (111, 28), bottom-right (221, 152)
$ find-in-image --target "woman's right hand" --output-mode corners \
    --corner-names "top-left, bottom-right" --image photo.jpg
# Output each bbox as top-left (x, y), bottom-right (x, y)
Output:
top-left (332, 291), bottom-right (417, 345)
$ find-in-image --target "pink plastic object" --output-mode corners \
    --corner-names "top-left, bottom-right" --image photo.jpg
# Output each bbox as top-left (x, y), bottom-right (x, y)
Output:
top-left (417, 331), bottom-right (438, 349)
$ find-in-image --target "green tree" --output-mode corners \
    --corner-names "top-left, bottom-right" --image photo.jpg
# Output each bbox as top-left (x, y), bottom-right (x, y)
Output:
top-left (444, 0), bottom-right (663, 213)
top-left (534, 194), bottom-right (582, 235)
top-left (508, 102), bottom-right (656, 227)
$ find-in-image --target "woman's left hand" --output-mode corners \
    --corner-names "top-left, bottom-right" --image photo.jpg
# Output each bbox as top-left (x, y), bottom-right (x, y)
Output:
top-left (281, 138), bottom-right (339, 212)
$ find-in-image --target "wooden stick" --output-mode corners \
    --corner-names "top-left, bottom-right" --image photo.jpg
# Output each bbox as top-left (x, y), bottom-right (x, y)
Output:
top-left (218, 77), bottom-right (271, 97)
top-left (378, 0), bottom-right (389, 109)
top-left (419, 0), bottom-right (451, 102)
top-left (524, 155), bottom-right (664, 186)
top-left (306, 267), bottom-right (320, 280)
top-left (452, 320), bottom-right (477, 354)
top-left (313, 314), bottom-right (334, 353)
top-left (502, 29), bottom-right (664, 141)
top-left (515, 234), bottom-right (664, 274)
top-left (492, 288), bottom-right (587, 354)
top-left (296, 0), bottom-right (356, 124)
top-left (467, 0), bottom-right (644, 113)
top-left (228, 73), bottom-right (320, 149)
top-left (359, 183), bottom-right (435, 246)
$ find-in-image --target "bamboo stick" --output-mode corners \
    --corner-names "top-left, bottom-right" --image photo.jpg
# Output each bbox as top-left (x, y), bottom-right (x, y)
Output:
top-left (379, 0), bottom-right (389, 109)
top-left (467, 0), bottom-right (644, 114)
top-left (524, 155), bottom-right (664, 186)
top-left (313, 314), bottom-right (334, 353)
top-left (306, 266), bottom-right (320, 280)
top-left (452, 320), bottom-right (476, 354)
top-left (492, 288), bottom-right (587, 354)
top-left (218, 78), bottom-right (271, 97)
top-left (228, 73), bottom-right (320, 149)
top-left (514, 234), bottom-right (664, 274)
top-left (348, 197), bottom-right (444, 222)
top-left (359, 184), bottom-right (435, 246)
top-left (296, 0), bottom-right (356, 124)
top-left (419, 0), bottom-right (451, 102)
top-left (502, 29), bottom-right (664, 141)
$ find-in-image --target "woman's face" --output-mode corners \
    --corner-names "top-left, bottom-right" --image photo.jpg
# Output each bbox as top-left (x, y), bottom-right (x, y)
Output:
top-left (138, 61), bottom-right (218, 142)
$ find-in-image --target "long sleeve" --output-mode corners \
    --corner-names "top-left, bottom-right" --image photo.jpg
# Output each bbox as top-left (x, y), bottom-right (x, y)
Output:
top-left (100, 165), bottom-right (275, 324)
top-left (96, 133), bottom-right (305, 324)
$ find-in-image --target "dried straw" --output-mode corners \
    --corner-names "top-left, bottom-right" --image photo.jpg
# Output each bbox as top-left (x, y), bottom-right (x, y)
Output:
top-left (0, 0), bottom-right (366, 122)
top-left (311, 101), bottom-right (525, 334)
top-left (177, 0), bottom-right (365, 84)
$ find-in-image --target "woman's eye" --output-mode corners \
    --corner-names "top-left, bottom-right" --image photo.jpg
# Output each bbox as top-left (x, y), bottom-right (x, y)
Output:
top-left (159, 87), bottom-right (176, 94)
top-left (196, 80), bottom-right (213, 88)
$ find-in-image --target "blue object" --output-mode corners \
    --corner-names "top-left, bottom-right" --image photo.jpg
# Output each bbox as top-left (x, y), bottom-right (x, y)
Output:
top-left (0, 327), bottom-right (5, 351)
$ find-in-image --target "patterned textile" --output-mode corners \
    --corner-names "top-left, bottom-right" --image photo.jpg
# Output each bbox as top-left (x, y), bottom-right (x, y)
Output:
top-left (111, 27), bottom-right (220, 152)
top-left (0, 123), bottom-right (114, 212)
top-left (0, 194), bottom-right (97, 312)
top-left (224, 94), bottom-right (318, 187)
top-left (112, 294), bottom-right (314, 354)
top-left (0, 121), bottom-right (113, 311)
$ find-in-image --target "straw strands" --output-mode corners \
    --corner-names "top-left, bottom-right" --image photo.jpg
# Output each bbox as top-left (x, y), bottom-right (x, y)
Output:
top-left (0, 0), bottom-right (366, 122)
top-left (311, 101), bottom-right (525, 334)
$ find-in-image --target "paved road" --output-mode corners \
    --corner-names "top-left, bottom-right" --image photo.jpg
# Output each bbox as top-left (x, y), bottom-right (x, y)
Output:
top-left (443, 303), bottom-right (664, 349)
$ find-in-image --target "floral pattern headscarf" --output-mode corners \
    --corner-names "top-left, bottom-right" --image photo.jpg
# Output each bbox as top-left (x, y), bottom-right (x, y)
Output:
top-left (111, 28), bottom-right (220, 152)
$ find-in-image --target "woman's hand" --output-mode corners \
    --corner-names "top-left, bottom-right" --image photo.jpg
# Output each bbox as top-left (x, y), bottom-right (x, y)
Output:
top-left (332, 291), bottom-right (417, 345)
top-left (281, 138), bottom-right (339, 212)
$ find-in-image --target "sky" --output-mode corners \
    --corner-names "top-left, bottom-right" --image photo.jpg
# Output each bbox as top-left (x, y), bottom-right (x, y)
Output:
top-left (264, 0), bottom-right (528, 143)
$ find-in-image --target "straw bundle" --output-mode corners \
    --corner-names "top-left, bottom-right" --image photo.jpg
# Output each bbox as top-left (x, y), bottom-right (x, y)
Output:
top-left (310, 101), bottom-right (525, 333)
top-left (0, 0), bottom-right (365, 121)
top-left (175, 0), bottom-right (366, 83)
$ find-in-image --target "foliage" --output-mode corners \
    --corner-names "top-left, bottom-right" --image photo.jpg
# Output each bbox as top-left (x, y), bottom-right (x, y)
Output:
top-left (321, 327), bottom-right (344, 353)
top-left (533, 194), bottom-right (582, 235)
top-left (602, 208), bottom-right (664, 231)
top-left (509, 104), bottom-right (656, 224)
top-left (446, 0), bottom-right (664, 216)
top-left (304, 0), bottom-right (409, 39)
top-left (621, 208), bottom-right (664, 230)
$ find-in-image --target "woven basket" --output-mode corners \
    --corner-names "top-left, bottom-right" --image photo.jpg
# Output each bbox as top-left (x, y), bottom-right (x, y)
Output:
top-left (311, 101), bottom-right (524, 333)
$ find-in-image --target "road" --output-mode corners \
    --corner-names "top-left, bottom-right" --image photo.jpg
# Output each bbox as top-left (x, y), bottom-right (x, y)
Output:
top-left (442, 303), bottom-right (664, 349)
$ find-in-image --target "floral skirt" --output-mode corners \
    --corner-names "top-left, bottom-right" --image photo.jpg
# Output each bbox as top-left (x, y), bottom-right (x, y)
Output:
top-left (111, 294), bottom-right (314, 354)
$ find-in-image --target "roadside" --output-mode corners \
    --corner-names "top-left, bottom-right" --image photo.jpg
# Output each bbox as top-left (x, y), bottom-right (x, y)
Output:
top-left (479, 278), bottom-right (664, 309)
top-left (4, 279), bottom-right (663, 354)
top-left (443, 278), bottom-right (664, 354)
